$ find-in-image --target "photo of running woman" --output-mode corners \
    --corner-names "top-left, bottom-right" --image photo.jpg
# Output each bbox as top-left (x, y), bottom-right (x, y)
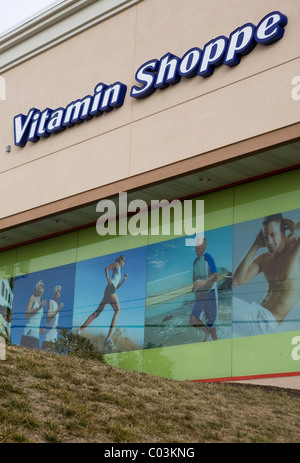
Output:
top-left (78, 255), bottom-right (128, 351)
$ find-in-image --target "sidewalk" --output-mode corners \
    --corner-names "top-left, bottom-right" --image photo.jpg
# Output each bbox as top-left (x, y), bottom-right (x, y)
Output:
top-left (231, 375), bottom-right (300, 390)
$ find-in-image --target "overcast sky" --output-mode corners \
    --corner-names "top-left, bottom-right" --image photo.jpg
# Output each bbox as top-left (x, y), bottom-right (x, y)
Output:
top-left (0, 0), bottom-right (64, 35)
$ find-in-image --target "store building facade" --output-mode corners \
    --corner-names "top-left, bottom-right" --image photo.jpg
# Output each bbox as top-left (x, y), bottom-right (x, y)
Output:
top-left (0, 0), bottom-right (300, 381)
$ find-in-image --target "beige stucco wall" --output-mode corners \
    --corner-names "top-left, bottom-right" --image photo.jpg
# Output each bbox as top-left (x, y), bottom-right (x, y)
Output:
top-left (0, 0), bottom-right (300, 218)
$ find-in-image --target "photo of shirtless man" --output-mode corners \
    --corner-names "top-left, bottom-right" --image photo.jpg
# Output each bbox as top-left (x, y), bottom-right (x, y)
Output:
top-left (232, 213), bottom-right (300, 337)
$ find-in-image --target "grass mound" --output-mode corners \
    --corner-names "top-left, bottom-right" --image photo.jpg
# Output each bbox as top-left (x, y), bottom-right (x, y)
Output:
top-left (0, 344), bottom-right (299, 443)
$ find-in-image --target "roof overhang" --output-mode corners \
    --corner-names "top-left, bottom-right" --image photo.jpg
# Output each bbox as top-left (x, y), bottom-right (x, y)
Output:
top-left (1, 128), bottom-right (299, 251)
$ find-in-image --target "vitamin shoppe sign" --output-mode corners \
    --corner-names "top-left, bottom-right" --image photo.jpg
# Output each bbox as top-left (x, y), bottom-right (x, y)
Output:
top-left (14, 11), bottom-right (287, 147)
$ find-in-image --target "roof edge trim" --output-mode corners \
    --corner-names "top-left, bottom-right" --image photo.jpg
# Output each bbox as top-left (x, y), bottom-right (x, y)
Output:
top-left (0, 0), bottom-right (144, 73)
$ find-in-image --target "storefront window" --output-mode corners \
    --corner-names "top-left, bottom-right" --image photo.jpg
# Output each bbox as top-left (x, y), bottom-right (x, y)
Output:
top-left (2, 169), bottom-right (299, 380)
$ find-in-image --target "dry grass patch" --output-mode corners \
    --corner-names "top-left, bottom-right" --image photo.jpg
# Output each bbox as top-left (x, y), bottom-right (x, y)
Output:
top-left (0, 344), bottom-right (299, 443)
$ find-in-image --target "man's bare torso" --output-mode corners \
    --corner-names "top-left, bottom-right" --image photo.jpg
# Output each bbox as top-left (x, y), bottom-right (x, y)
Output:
top-left (258, 236), bottom-right (300, 322)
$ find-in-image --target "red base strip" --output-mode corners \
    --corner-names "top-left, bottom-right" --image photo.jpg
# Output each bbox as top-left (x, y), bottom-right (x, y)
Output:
top-left (192, 371), bottom-right (300, 383)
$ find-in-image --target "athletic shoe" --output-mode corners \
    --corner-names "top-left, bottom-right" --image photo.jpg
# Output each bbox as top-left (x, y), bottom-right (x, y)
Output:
top-left (103, 337), bottom-right (117, 352)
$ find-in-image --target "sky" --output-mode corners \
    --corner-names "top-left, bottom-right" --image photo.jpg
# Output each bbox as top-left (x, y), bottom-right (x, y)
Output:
top-left (0, 0), bottom-right (64, 35)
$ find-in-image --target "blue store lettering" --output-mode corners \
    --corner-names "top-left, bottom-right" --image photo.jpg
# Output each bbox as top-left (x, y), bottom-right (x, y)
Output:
top-left (13, 11), bottom-right (288, 147)
top-left (130, 11), bottom-right (288, 98)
